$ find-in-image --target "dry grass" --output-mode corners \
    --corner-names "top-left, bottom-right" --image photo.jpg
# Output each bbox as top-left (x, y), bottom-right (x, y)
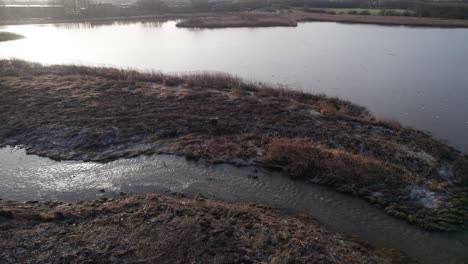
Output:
top-left (374, 118), bottom-right (402, 130)
top-left (175, 10), bottom-right (468, 29)
top-left (292, 10), bottom-right (468, 28)
top-left (0, 194), bottom-right (408, 263)
top-left (184, 136), bottom-right (258, 162)
top-left (316, 100), bottom-right (338, 116)
top-left (1, 59), bottom-right (466, 231)
top-left (176, 15), bottom-right (298, 28)
top-left (263, 138), bottom-right (408, 191)
top-left (0, 59), bottom-right (371, 120)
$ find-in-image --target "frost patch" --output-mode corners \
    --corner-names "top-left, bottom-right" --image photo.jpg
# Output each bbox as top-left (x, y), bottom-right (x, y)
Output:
top-left (398, 145), bottom-right (437, 166)
top-left (409, 185), bottom-right (450, 209)
top-left (432, 164), bottom-right (454, 182)
top-left (413, 151), bottom-right (436, 165)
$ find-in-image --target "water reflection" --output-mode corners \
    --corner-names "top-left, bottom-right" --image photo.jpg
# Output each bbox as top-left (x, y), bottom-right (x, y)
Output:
top-left (0, 146), bottom-right (467, 264)
top-left (53, 19), bottom-right (169, 29)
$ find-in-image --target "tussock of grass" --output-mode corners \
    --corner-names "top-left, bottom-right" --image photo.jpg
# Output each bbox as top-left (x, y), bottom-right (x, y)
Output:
top-left (184, 137), bottom-right (257, 162)
top-left (263, 138), bottom-right (407, 190)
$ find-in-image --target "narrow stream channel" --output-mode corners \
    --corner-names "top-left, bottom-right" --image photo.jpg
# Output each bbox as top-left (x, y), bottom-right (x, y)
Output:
top-left (1, 147), bottom-right (467, 263)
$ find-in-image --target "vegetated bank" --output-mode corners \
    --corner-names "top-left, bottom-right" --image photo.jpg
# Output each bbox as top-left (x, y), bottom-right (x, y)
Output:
top-left (0, 32), bottom-right (24, 42)
top-left (2, 9), bottom-right (468, 28)
top-left (0, 59), bottom-right (467, 232)
top-left (176, 14), bottom-right (297, 28)
top-left (0, 194), bottom-right (412, 263)
top-left (176, 10), bottom-right (468, 28)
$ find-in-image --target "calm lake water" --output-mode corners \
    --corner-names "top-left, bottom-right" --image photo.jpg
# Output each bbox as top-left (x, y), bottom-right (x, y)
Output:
top-left (1, 20), bottom-right (468, 153)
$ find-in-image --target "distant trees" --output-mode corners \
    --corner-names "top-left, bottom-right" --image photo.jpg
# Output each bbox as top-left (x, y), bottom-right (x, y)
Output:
top-left (190, 0), bottom-right (209, 9)
top-left (413, 3), bottom-right (468, 20)
top-left (359, 10), bottom-right (370, 15)
top-left (136, 0), bottom-right (169, 12)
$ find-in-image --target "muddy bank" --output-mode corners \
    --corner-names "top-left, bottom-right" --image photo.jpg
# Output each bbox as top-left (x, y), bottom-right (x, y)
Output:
top-left (0, 194), bottom-right (412, 263)
top-left (0, 59), bottom-right (467, 231)
top-left (175, 11), bottom-right (468, 28)
top-left (0, 32), bottom-right (24, 42)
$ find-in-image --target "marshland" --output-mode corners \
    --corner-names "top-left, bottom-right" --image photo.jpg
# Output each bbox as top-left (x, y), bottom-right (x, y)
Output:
top-left (1, 9), bottom-right (468, 264)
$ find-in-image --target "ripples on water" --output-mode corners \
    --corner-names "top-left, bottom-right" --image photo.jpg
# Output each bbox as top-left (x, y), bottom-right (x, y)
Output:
top-left (0, 147), bottom-right (467, 263)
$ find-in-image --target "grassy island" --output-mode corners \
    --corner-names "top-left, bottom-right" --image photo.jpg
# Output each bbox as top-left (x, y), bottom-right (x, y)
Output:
top-left (0, 32), bottom-right (24, 42)
top-left (2, 10), bottom-right (468, 28)
top-left (0, 59), bottom-right (467, 231)
top-left (175, 11), bottom-right (468, 29)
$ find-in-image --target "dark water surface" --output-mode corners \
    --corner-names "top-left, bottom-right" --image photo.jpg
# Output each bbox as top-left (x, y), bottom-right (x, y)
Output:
top-left (1, 21), bottom-right (468, 152)
top-left (0, 147), bottom-right (467, 264)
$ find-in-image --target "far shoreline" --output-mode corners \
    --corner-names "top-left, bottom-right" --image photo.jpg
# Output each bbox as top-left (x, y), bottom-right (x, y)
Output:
top-left (2, 10), bottom-right (468, 28)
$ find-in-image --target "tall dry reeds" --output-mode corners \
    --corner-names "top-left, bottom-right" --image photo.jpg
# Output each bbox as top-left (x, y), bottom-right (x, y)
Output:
top-left (263, 138), bottom-right (407, 190)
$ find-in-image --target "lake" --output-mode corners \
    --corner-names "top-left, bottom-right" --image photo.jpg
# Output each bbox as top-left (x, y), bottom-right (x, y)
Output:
top-left (1, 20), bottom-right (468, 153)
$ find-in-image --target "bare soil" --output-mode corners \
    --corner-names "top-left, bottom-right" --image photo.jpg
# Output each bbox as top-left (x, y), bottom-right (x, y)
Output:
top-left (0, 194), bottom-right (413, 263)
top-left (0, 60), bottom-right (467, 231)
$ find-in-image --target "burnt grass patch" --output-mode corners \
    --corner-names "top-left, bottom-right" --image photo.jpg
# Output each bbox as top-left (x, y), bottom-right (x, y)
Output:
top-left (0, 59), bottom-right (467, 231)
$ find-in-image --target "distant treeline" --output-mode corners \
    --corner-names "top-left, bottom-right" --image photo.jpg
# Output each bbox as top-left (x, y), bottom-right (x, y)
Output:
top-left (0, 6), bottom-right (66, 20)
top-left (413, 2), bottom-right (468, 19)
top-left (274, 0), bottom-right (468, 19)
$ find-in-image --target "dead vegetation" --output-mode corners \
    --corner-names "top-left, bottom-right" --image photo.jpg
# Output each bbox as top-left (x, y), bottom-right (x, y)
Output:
top-left (173, 10), bottom-right (468, 29)
top-left (0, 194), bottom-right (413, 263)
top-left (0, 59), bottom-right (467, 231)
top-left (291, 11), bottom-right (468, 28)
top-left (263, 138), bottom-right (408, 190)
top-left (176, 14), bottom-right (298, 28)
